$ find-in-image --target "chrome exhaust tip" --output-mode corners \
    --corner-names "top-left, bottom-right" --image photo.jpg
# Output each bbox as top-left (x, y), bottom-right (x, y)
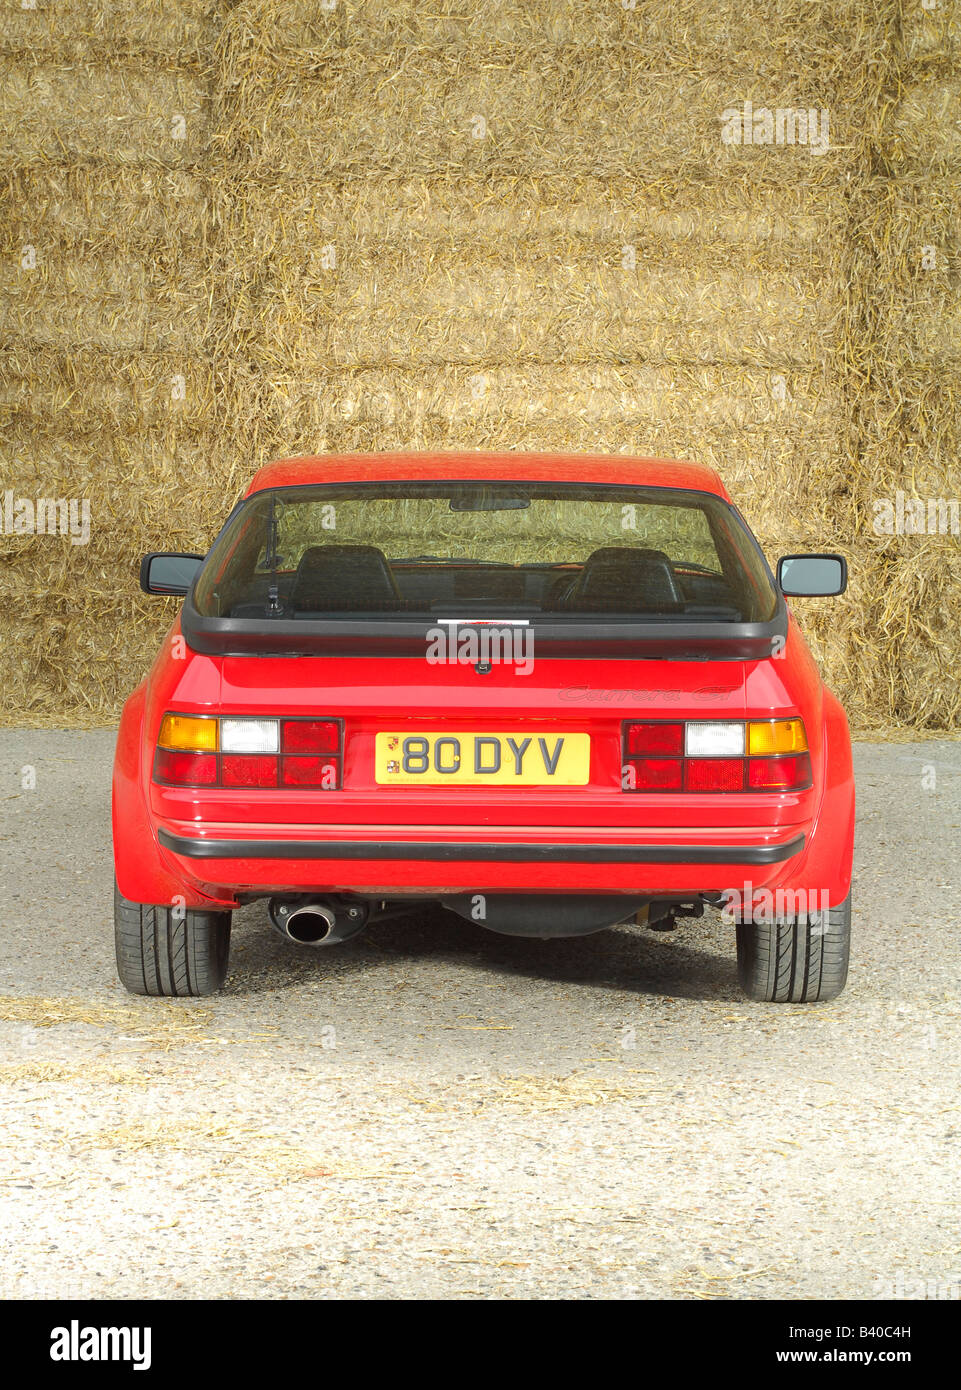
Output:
top-left (283, 903), bottom-right (336, 944)
top-left (268, 897), bottom-right (368, 947)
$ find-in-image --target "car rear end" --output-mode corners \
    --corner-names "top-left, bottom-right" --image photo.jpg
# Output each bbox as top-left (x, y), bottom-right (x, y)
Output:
top-left (115, 455), bottom-right (853, 998)
top-left (147, 653), bottom-right (824, 900)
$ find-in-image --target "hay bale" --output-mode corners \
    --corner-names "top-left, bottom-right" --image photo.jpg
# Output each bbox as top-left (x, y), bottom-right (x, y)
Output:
top-left (208, 359), bottom-right (841, 504)
top-left (2, 163), bottom-right (209, 244)
top-left (215, 256), bottom-right (834, 373)
top-left (0, 58), bottom-right (209, 166)
top-left (0, 243), bottom-right (212, 351)
top-left (904, 2), bottom-right (961, 63)
top-left (0, 0), bottom-right (217, 66)
top-left (0, 0), bottom-right (958, 730)
top-left (891, 78), bottom-right (961, 171)
top-left (0, 347), bottom-right (217, 439)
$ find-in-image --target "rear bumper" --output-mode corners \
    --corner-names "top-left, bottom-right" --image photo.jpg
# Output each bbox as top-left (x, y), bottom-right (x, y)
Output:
top-left (159, 828), bottom-right (804, 866)
top-left (153, 820), bottom-right (808, 900)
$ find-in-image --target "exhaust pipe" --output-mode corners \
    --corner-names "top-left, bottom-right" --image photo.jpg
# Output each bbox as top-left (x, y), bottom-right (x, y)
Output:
top-left (268, 896), bottom-right (368, 947)
top-left (279, 902), bottom-right (336, 945)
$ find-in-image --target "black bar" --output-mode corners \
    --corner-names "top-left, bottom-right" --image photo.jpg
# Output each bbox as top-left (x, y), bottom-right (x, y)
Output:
top-left (158, 829), bottom-right (805, 865)
top-left (1, 1297), bottom-right (948, 1371)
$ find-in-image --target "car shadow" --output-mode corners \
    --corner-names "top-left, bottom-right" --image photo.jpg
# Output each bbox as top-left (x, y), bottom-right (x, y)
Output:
top-left (225, 901), bottom-right (742, 1003)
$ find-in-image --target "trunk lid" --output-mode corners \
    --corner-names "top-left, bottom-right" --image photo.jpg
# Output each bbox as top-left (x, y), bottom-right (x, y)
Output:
top-left (218, 653), bottom-right (750, 828)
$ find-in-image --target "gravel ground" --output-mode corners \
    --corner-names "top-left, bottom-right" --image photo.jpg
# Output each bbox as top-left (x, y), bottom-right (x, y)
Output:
top-left (0, 730), bottom-right (959, 1301)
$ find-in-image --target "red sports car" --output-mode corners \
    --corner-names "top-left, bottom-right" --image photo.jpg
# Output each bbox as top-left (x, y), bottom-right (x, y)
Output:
top-left (113, 453), bottom-right (854, 1002)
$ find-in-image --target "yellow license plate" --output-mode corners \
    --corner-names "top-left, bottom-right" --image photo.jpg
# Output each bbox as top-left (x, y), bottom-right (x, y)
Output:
top-left (375, 731), bottom-right (591, 785)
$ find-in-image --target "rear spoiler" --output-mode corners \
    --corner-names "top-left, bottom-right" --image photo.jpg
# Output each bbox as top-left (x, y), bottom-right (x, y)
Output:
top-left (180, 598), bottom-right (789, 662)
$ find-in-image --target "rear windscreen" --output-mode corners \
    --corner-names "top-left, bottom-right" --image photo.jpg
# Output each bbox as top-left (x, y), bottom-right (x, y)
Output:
top-left (193, 481), bottom-right (778, 623)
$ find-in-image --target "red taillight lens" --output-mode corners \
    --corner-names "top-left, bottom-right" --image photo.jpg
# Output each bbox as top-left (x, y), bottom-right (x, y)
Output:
top-left (281, 756), bottom-right (340, 788)
top-left (153, 713), bottom-right (344, 790)
top-left (625, 722), bottom-right (684, 755)
top-left (622, 719), bottom-right (812, 793)
top-left (221, 754), bottom-right (279, 787)
top-left (153, 748), bottom-right (217, 786)
top-left (748, 752), bottom-right (812, 790)
top-left (280, 721), bottom-right (341, 786)
top-left (684, 757), bottom-right (744, 792)
top-left (627, 756), bottom-right (683, 790)
top-left (282, 720), bottom-right (341, 754)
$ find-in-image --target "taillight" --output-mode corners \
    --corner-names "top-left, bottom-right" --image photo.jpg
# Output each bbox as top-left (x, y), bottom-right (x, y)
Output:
top-left (153, 715), bottom-right (343, 788)
top-left (153, 748), bottom-right (218, 786)
top-left (630, 756), bottom-right (683, 790)
top-left (221, 755), bottom-right (279, 787)
top-left (623, 719), bottom-right (811, 793)
top-left (280, 719), bottom-right (341, 786)
top-left (747, 752), bottom-right (812, 790)
top-left (625, 722), bottom-right (684, 755)
top-left (157, 713), bottom-right (217, 752)
top-left (684, 757), bottom-right (744, 792)
top-left (282, 720), bottom-right (340, 755)
top-left (281, 756), bottom-right (340, 788)
top-left (747, 718), bottom-right (807, 755)
top-left (154, 715), bottom-right (219, 786)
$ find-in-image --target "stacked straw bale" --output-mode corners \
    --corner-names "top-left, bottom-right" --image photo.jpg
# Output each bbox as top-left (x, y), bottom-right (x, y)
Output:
top-left (0, 0), bottom-right (958, 729)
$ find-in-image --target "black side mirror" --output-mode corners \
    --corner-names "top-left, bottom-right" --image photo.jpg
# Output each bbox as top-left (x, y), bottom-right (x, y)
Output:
top-left (777, 553), bottom-right (847, 597)
top-left (140, 552), bottom-right (205, 596)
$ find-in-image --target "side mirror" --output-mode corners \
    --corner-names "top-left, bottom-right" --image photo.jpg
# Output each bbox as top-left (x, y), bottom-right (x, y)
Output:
top-left (777, 553), bottom-right (847, 597)
top-left (140, 552), bottom-right (205, 596)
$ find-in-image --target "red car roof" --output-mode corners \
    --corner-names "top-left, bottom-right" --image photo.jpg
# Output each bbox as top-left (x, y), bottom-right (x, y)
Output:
top-left (245, 452), bottom-right (730, 499)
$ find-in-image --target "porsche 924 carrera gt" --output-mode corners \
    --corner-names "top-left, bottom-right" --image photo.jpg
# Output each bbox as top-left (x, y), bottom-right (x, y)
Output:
top-left (113, 453), bottom-right (854, 1001)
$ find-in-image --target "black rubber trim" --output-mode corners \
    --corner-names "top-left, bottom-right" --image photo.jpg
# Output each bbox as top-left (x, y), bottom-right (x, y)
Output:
top-left (181, 610), bottom-right (787, 661)
top-left (159, 828), bottom-right (805, 865)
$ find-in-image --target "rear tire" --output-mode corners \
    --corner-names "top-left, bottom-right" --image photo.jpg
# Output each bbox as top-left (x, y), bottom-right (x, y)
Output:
top-left (736, 892), bottom-right (851, 1003)
top-left (114, 881), bottom-right (231, 997)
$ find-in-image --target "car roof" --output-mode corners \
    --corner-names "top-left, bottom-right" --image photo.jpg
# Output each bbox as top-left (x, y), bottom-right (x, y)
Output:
top-left (245, 452), bottom-right (730, 500)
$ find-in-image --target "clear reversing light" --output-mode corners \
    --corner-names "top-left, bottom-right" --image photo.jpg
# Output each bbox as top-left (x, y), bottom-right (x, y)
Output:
top-left (221, 718), bottom-right (280, 754)
top-left (685, 721), bottom-right (745, 757)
